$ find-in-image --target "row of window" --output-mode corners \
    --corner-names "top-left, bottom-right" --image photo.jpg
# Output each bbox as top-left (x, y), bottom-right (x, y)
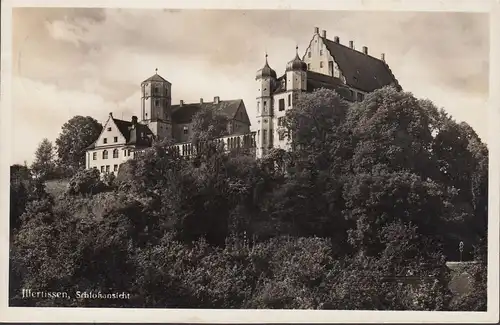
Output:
top-left (103, 137), bottom-right (118, 144)
top-left (142, 86), bottom-right (168, 96)
top-left (92, 149), bottom-right (133, 160)
top-left (98, 165), bottom-right (119, 173)
top-left (259, 93), bottom-right (297, 114)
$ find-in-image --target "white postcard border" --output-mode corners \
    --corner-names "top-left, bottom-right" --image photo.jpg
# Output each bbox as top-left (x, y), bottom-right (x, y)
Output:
top-left (1, 0), bottom-right (498, 323)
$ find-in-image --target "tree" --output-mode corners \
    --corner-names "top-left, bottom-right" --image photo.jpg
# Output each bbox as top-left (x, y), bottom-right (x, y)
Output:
top-left (191, 106), bottom-right (230, 141)
top-left (66, 168), bottom-right (108, 196)
top-left (55, 116), bottom-right (102, 172)
top-left (31, 138), bottom-right (56, 180)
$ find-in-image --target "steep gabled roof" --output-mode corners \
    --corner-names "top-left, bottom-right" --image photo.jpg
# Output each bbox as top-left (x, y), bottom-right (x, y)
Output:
top-left (322, 37), bottom-right (401, 92)
top-left (86, 117), bottom-right (154, 150)
top-left (171, 99), bottom-right (245, 124)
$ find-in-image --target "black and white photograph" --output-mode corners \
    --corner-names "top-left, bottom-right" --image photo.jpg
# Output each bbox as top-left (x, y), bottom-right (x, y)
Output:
top-left (1, 0), bottom-right (499, 323)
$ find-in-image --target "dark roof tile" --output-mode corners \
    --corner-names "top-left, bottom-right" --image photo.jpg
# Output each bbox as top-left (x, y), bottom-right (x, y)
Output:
top-left (171, 99), bottom-right (245, 124)
top-left (142, 73), bottom-right (169, 83)
top-left (322, 38), bottom-right (401, 92)
top-left (306, 71), bottom-right (355, 101)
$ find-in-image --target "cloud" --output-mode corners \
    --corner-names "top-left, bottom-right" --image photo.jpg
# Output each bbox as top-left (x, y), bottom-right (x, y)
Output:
top-left (10, 8), bottom-right (490, 164)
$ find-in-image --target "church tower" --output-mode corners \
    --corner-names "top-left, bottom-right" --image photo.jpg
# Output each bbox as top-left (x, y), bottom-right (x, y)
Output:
top-left (255, 54), bottom-right (277, 158)
top-left (141, 69), bottom-right (172, 141)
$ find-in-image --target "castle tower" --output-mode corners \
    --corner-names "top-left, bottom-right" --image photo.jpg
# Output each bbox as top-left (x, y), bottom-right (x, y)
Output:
top-left (141, 69), bottom-right (172, 141)
top-left (255, 54), bottom-right (277, 158)
top-left (286, 46), bottom-right (307, 93)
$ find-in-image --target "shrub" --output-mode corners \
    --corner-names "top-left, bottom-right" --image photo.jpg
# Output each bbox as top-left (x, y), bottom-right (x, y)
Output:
top-left (66, 168), bottom-right (108, 196)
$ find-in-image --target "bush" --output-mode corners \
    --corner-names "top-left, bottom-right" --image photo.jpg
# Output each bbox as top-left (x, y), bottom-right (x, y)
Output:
top-left (66, 169), bottom-right (108, 196)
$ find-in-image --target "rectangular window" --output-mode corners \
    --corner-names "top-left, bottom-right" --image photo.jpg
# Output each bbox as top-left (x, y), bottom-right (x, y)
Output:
top-left (307, 63), bottom-right (311, 70)
top-left (107, 127), bottom-right (111, 131)
top-left (114, 164), bottom-right (118, 172)
top-left (320, 61), bottom-right (323, 68)
top-left (263, 130), bottom-right (267, 144)
top-left (279, 131), bottom-right (285, 141)
top-left (100, 166), bottom-right (104, 172)
top-left (288, 94), bottom-right (291, 106)
top-left (106, 165), bottom-right (110, 172)
top-left (357, 93), bottom-right (365, 102)
top-left (154, 87), bottom-right (159, 94)
top-left (320, 50), bottom-right (323, 56)
top-left (155, 100), bottom-right (160, 107)
top-left (114, 136), bottom-right (118, 143)
top-left (92, 152), bottom-right (97, 160)
top-left (183, 126), bottom-right (188, 135)
top-left (308, 52), bottom-right (311, 58)
top-left (279, 98), bottom-right (285, 111)
top-left (329, 61), bottom-right (334, 76)
top-left (103, 138), bottom-right (107, 144)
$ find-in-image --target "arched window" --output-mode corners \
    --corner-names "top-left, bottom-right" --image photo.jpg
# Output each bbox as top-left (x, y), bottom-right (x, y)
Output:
top-left (102, 150), bottom-right (108, 159)
top-left (113, 149), bottom-right (119, 158)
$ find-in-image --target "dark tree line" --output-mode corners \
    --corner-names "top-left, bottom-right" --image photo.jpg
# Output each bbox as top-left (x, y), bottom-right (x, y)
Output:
top-left (9, 87), bottom-right (487, 310)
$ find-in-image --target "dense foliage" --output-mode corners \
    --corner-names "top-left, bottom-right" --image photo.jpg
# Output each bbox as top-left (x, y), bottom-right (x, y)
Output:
top-left (9, 87), bottom-right (487, 310)
top-left (55, 115), bottom-right (102, 173)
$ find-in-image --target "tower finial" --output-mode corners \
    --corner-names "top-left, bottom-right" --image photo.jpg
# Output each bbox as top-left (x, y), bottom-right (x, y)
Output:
top-left (155, 68), bottom-right (158, 74)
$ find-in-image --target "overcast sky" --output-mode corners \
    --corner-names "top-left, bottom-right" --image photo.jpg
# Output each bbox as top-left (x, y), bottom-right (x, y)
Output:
top-left (11, 8), bottom-right (489, 165)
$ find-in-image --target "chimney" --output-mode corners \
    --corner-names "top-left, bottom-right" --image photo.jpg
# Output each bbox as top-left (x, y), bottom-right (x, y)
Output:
top-left (180, 100), bottom-right (184, 106)
top-left (314, 27), bottom-right (319, 34)
top-left (214, 96), bottom-right (220, 104)
top-left (200, 98), bottom-right (204, 104)
top-left (362, 46), bottom-right (368, 55)
top-left (334, 36), bottom-right (340, 43)
top-left (349, 41), bottom-right (354, 49)
top-left (321, 30), bottom-right (326, 38)
top-left (131, 116), bottom-right (138, 125)
top-left (381, 53), bottom-right (385, 62)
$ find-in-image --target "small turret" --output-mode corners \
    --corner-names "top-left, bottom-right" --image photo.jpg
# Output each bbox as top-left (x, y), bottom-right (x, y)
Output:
top-left (286, 46), bottom-right (308, 72)
top-left (256, 53), bottom-right (277, 80)
top-left (286, 46), bottom-right (307, 92)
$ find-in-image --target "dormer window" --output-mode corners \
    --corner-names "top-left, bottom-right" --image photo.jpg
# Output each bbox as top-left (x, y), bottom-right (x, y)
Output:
top-left (183, 126), bottom-right (188, 135)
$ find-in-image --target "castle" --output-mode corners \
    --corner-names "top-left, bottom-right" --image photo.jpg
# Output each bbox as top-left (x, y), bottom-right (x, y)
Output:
top-left (85, 27), bottom-right (401, 174)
